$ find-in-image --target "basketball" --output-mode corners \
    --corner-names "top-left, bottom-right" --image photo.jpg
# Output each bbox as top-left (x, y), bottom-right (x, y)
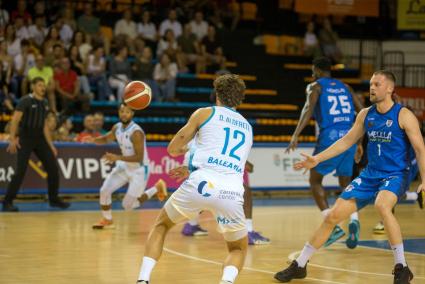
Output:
top-left (123, 81), bottom-right (152, 110)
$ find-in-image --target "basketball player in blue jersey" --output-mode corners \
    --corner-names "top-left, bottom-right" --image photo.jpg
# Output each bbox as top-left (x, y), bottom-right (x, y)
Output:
top-left (275, 70), bottom-right (425, 284)
top-left (136, 74), bottom-right (253, 284)
top-left (286, 57), bottom-right (364, 248)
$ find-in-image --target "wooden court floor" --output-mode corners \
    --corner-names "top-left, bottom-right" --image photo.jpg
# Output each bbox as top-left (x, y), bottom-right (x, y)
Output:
top-left (0, 204), bottom-right (424, 284)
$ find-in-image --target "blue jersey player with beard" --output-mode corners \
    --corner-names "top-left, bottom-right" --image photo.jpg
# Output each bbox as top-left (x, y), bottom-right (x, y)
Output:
top-left (276, 70), bottom-right (425, 284)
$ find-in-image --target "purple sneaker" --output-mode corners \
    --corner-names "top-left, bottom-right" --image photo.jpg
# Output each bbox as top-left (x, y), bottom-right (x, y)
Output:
top-left (181, 223), bottom-right (208, 236)
top-left (248, 231), bottom-right (271, 245)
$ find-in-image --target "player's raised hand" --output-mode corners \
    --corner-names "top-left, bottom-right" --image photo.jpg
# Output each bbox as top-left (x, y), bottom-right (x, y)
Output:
top-left (285, 136), bottom-right (298, 154)
top-left (294, 153), bottom-right (318, 173)
top-left (169, 166), bottom-right (190, 182)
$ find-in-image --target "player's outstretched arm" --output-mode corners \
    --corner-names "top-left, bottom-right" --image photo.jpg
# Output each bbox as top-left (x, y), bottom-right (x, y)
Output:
top-left (286, 83), bottom-right (320, 153)
top-left (168, 107), bottom-right (212, 157)
top-left (294, 108), bottom-right (368, 171)
top-left (92, 125), bottom-right (117, 144)
top-left (400, 108), bottom-right (425, 193)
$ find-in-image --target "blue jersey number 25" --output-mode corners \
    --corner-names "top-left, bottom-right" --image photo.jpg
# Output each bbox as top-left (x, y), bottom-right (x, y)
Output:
top-left (221, 127), bottom-right (245, 161)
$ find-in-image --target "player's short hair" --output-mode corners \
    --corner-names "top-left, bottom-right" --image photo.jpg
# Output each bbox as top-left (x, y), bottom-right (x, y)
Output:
top-left (31, 77), bottom-right (45, 85)
top-left (213, 74), bottom-right (246, 108)
top-left (373, 70), bottom-right (396, 85)
top-left (312, 57), bottom-right (332, 72)
top-left (119, 102), bottom-right (134, 111)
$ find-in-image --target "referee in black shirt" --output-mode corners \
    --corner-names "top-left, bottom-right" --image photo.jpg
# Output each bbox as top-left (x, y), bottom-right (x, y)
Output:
top-left (2, 77), bottom-right (70, 212)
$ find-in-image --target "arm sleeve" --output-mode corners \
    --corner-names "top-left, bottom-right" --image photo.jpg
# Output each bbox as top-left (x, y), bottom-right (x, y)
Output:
top-left (16, 97), bottom-right (29, 112)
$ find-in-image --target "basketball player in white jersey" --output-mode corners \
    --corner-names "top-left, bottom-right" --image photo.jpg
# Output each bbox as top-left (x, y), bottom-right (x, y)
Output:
top-left (91, 104), bottom-right (168, 229)
top-left (137, 74), bottom-right (252, 284)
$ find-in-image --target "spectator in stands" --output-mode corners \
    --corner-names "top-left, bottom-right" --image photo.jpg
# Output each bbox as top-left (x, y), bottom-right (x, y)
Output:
top-left (132, 36), bottom-right (146, 58)
top-left (72, 30), bottom-right (92, 61)
top-left (43, 26), bottom-right (63, 57)
top-left (319, 18), bottom-right (342, 63)
top-left (62, 7), bottom-right (77, 32)
top-left (11, 39), bottom-right (34, 97)
top-left (114, 9), bottom-right (137, 41)
top-left (0, 0), bottom-right (9, 29)
top-left (28, 16), bottom-right (47, 48)
top-left (14, 16), bottom-right (30, 40)
top-left (154, 53), bottom-right (177, 102)
top-left (33, 1), bottom-right (47, 19)
top-left (178, 23), bottom-right (205, 73)
top-left (190, 11), bottom-right (208, 41)
top-left (157, 29), bottom-right (179, 61)
top-left (87, 46), bottom-right (112, 101)
top-left (93, 112), bottom-right (107, 135)
top-left (132, 46), bottom-right (159, 98)
top-left (0, 85), bottom-right (13, 113)
top-left (159, 9), bottom-right (182, 38)
top-left (27, 54), bottom-right (56, 112)
top-left (56, 117), bottom-right (75, 142)
top-left (201, 25), bottom-right (226, 71)
top-left (69, 44), bottom-right (92, 99)
top-left (45, 43), bottom-right (65, 70)
top-left (5, 24), bottom-right (21, 58)
top-left (45, 111), bottom-right (58, 141)
top-left (55, 17), bottom-right (74, 48)
top-left (75, 114), bottom-right (101, 143)
top-left (77, 3), bottom-right (100, 36)
top-left (0, 40), bottom-right (13, 98)
top-left (304, 21), bottom-right (321, 58)
top-left (54, 57), bottom-right (90, 114)
top-left (137, 10), bottom-right (157, 50)
top-left (11, 0), bottom-right (32, 25)
top-left (108, 45), bottom-right (132, 101)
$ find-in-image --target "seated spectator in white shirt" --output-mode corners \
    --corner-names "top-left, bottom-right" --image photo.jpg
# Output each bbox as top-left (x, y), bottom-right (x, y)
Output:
top-left (0, 1), bottom-right (9, 29)
top-left (114, 9), bottom-right (137, 40)
top-left (137, 10), bottom-right (157, 44)
top-left (14, 16), bottom-right (30, 40)
top-left (153, 53), bottom-right (177, 102)
top-left (55, 17), bottom-right (74, 48)
top-left (304, 21), bottom-right (321, 57)
top-left (189, 11), bottom-right (208, 41)
top-left (28, 16), bottom-right (47, 48)
top-left (159, 9), bottom-right (182, 38)
top-left (156, 29), bottom-right (179, 61)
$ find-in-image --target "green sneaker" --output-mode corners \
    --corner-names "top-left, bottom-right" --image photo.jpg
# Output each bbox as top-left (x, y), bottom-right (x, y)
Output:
top-left (324, 225), bottom-right (345, 247)
top-left (345, 220), bottom-right (360, 249)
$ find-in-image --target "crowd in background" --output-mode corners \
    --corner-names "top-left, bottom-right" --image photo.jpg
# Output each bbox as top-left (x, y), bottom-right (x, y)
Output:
top-left (0, 0), bottom-right (242, 140)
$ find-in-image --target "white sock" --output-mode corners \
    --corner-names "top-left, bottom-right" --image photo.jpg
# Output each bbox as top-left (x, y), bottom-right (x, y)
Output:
top-left (391, 243), bottom-right (407, 267)
top-left (350, 212), bottom-right (359, 221)
top-left (188, 216), bottom-right (199, 226)
top-left (246, 219), bottom-right (253, 232)
top-left (144, 187), bottom-right (157, 199)
top-left (296, 242), bottom-right (317, 267)
top-left (101, 208), bottom-right (112, 220)
top-left (405, 191), bottom-right (418, 201)
top-left (221, 265), bottom-right (238, 283)
top-left (138, 256), bottom-right (157, 281)
top-left (321, 208), bottom-right (331, 218)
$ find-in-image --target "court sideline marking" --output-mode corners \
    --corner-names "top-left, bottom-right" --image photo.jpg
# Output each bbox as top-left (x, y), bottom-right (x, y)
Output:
top-left (164, 247), bottom-right (346, 284)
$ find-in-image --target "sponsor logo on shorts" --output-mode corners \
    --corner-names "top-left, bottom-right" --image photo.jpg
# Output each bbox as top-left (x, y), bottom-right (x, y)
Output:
top-left (216, 216), bottom-right (242, 225)
top-left (197, 180), bottom-right (213, 197)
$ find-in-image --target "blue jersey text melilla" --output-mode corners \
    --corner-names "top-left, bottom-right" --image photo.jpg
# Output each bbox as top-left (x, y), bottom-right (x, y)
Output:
top-left (364, 103), bottom-right (411, 173)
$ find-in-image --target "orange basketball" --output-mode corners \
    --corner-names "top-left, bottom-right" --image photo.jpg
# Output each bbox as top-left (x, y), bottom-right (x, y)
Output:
top-left (123, 81), bottom-right (152, 110)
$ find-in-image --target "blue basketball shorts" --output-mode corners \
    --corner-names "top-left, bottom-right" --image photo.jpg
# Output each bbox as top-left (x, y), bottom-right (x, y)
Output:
top-left (340, 167), bottom-right (410, 210)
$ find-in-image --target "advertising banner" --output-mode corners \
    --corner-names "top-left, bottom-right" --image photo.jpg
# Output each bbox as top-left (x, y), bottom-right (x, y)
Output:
top-left (248, 145), bottom-right (339, 190)
top-left (295, 0), bottom-right (379, 17)
top-left (397, 0), bottom-right (425, 30)
top-left (0, 143), bottom-right (184, 194)
top-left (0, 143), bottom-right (340, 194)
top-left (397, 88), bottom-right (425, 120)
